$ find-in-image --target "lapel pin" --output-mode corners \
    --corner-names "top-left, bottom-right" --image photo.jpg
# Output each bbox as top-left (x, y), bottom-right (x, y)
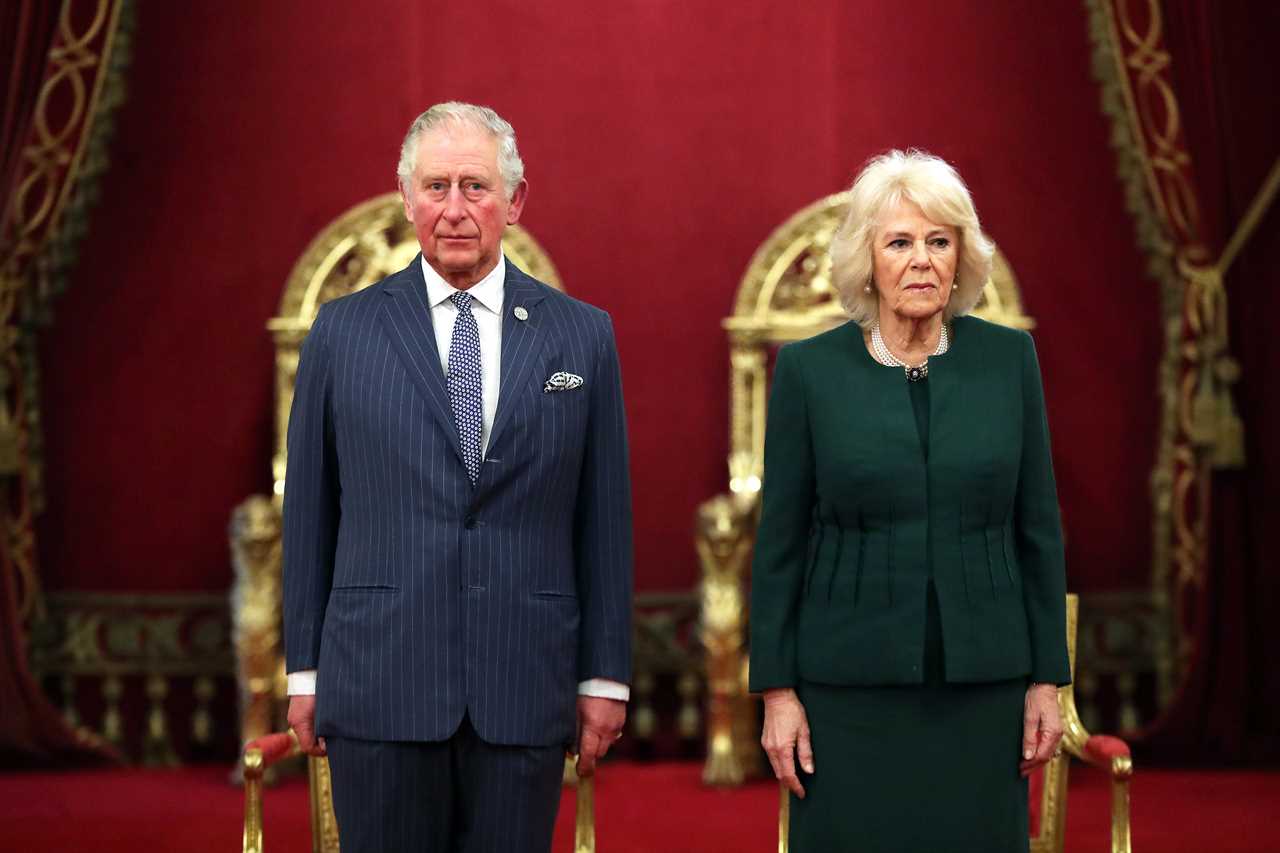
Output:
top-left (513, 306), bottom-right (529, 321)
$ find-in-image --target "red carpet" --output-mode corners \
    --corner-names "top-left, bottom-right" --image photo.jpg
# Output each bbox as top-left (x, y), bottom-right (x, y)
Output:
top-left (1, 760), bottom-right (1275, 852)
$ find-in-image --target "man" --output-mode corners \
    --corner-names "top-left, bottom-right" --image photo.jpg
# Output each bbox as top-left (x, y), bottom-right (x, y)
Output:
top-left (282, 102), bottom-right (633, 852)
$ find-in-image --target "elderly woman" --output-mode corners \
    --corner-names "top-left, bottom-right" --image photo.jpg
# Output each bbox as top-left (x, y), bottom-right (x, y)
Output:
top-left (749, 149), bottom-right (1070, 852)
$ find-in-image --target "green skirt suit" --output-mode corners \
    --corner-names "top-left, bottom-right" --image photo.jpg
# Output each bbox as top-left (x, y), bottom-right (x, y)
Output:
top-left (748, 316), bottom-right (1071, 852)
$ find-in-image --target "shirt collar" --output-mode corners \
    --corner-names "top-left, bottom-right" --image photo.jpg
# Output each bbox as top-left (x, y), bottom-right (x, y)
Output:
top-left (421, 254), bottom-right (506, 315)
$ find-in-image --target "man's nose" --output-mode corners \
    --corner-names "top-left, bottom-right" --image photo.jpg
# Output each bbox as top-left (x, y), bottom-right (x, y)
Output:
top-left (443, 185), bottom-right (468, 221)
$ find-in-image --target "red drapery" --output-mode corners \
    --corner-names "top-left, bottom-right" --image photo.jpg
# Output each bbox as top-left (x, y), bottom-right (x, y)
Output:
top-left (0, 0), bottom-right (119, 768)
top-left (1130, 0), bottom-right (1280, 762)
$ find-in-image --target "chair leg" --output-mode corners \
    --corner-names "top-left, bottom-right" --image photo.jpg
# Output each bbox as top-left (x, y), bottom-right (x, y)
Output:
top-left (1110, 755), bottom-right (1133, 853)
top-left (575, 773), bottom-right (595, 853)
top-left (243, 748), bottom-right (264, 853)
top-left (778, 781), bottom-right (789, 853)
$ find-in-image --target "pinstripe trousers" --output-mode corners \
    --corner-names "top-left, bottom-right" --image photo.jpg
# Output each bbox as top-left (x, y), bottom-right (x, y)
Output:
top-left (326, 716), bottom-right (565, 853)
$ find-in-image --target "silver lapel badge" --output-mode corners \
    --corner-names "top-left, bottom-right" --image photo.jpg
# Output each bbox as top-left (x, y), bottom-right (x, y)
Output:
top-left (513, 306), bottom-right (529, 321)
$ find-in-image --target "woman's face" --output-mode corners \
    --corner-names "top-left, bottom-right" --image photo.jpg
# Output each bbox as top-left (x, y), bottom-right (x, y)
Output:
top-left (870, 199), bottom-right (959, 321)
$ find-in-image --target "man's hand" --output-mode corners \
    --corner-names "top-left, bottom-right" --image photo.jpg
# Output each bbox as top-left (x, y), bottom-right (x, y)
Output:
top-left (1019, 683), bottom-right (1063, 777)
top-left (761, 688), bottom-right (813, 798)
top-left (287, 695), bottom-right (327, 757)
top-left (575, 696), bottom-right (626, 777)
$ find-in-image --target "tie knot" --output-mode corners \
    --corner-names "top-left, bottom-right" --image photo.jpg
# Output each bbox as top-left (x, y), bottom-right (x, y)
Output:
top-left (451, 291), bottom-right (473, 312)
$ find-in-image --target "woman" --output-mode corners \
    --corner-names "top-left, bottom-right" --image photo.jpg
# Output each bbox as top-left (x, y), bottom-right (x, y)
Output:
top-left (749, 149), bottom-right (1069, 852)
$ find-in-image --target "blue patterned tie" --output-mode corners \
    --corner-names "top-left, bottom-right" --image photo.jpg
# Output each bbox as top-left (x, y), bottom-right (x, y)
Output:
top-left (447, 292), bottom-right (483, 484)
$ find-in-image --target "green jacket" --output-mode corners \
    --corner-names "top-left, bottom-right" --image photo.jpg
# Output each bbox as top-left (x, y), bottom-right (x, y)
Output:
top-left (748, 315), bottom-right (1071, 689)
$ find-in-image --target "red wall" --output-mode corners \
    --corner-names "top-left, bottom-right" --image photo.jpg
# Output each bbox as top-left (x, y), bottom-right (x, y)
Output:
top-left (37, 2), bottom-right (1158, 595)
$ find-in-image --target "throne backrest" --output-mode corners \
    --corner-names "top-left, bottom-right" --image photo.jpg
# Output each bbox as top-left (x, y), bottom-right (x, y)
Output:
top-left (721, 191), bottom-right (1032, 501)
top-left (264, 191), bottom-right (564, 497)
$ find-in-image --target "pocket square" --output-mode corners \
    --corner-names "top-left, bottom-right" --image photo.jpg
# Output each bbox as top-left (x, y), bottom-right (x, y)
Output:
top-left (544, 371), bottom-right (584, 393)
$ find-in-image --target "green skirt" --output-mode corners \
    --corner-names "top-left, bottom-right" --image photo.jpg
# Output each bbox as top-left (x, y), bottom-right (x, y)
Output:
top-left (790, 584), bottom-right (1029, 853)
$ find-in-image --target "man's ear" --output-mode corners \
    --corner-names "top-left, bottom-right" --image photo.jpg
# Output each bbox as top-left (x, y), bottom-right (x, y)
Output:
top-left (505, 179), bottom-right (529, 225)
top-left (400, 182), bottom-right (415, 223)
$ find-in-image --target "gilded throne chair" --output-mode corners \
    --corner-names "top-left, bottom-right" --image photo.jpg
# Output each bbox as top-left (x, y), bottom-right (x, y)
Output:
top-left (229, 193), bottom-right (596, 852)
top-left (695, 193), bottom-right (1133, 852)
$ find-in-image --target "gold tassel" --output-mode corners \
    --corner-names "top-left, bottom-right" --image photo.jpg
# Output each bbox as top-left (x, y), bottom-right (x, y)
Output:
top-left (1189, 369), bottom-right (1219, 447)
top-left (1211, 360), bottom-right (1246, 469)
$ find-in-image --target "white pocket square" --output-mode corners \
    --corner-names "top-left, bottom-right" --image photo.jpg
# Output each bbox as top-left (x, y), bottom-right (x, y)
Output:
top-left (544, 371), bottom-right (584, 393)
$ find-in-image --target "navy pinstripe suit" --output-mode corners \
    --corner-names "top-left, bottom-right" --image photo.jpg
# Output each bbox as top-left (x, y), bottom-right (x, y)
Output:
top-left (282, 255), bottom-right (634, 752)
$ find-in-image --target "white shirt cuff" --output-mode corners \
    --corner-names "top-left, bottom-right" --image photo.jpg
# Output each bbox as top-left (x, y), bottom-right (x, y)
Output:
top-left (287, 669), bottom-right (317, 695)
top-left (577, 678), bottom-right (630, 701)
top-left (290, 670), bottom-right (627, 701)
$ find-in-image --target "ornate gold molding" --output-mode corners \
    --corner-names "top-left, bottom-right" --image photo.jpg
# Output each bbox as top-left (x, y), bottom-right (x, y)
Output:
top-left (27, 591), bottom-right (232, 764)
top-left (1084, 0), bottom-right (1261, 708)
top-left (0, 0), bottom-right (133, 630)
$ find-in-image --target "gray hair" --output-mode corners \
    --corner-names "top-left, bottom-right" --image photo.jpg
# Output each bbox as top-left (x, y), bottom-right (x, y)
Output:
top-left (396, 101), bottom-right (525, 199)
top-left (830, 149), bottom-right (994, 330)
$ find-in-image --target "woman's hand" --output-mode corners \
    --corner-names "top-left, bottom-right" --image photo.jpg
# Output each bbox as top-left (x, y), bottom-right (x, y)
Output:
top-left (1020, 683), bottom-right (1063, 777)
top-left (761, 688), bottom-right (814, 798)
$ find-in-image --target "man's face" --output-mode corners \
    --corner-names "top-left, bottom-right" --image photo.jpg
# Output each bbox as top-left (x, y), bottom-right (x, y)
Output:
top-left (401, 126), bottom-right (527, 288)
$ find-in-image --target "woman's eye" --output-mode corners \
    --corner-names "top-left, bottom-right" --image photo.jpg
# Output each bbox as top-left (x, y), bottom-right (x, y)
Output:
top-left (889, 238), bottom-right (910, 249)
top-left (930, 238), bottom-right (951, 249)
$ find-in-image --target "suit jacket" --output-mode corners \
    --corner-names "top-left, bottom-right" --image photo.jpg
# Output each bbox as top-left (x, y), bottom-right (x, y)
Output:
top-left (748, 315), bottom-right (1071, 690)
top-left (282, 256), bottom-right (633, 747)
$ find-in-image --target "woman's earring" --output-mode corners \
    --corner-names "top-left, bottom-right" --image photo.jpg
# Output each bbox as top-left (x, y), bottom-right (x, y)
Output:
top-left (864, 278), bottom-right (874, 294)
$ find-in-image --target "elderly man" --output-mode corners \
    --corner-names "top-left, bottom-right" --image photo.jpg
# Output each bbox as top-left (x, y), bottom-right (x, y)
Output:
top-left (282, 102), bottom-right (633, 852)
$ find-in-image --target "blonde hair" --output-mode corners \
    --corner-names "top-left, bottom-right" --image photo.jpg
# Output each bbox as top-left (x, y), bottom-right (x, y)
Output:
top-left (830, 149), bottom-right (994, 329)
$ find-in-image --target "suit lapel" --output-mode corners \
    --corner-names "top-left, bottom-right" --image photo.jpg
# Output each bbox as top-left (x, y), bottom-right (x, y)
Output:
top-left (377, 257), bottom-right (465, 465)
top-left (487, 261), bottom-right (550, 455)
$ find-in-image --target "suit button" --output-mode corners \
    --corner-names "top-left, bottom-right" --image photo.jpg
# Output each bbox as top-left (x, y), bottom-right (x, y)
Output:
top-left (464, 516), bottom-right (477, 530)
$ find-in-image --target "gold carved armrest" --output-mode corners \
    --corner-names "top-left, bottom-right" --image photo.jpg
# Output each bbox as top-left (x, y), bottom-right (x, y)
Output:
top-left (1059, 678), bottom-right (1134, 853)
top-left (1050, 593), bottom-right (1133, 853)
top-left (696, 492), bottom-right (759, 786)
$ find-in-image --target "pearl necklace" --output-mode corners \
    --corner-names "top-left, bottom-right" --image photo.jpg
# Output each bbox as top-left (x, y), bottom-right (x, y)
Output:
top-left (870, 323), bottom-right (950, 382)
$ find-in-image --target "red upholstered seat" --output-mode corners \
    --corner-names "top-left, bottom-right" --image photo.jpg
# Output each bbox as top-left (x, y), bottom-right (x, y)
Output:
top-left (1085, 734), bottom-right (1131, 762)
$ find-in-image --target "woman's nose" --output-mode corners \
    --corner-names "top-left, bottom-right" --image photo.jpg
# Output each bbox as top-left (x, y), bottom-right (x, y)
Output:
top-left (910, 242), bottom-right (931, 267)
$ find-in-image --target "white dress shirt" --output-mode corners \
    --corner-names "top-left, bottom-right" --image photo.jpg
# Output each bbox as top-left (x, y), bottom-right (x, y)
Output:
top-left (288, 256), bottom-right (628, 703)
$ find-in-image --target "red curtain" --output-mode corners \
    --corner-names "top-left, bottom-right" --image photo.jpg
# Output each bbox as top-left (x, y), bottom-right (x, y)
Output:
top-left (0, 0), bottom-right (116, 768)
top-left (1138, 1), bottom-right (1280, 763)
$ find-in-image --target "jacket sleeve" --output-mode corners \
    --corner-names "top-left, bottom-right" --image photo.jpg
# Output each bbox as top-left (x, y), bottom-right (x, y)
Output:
top-left (282, 303), bottom-right (341, 674)
top-left (1016, 332), bottom-right (1072, 686)
top-left (748, 344), bottom-right (816, 692)
top-left (573, 312), bottom-right (634, 685)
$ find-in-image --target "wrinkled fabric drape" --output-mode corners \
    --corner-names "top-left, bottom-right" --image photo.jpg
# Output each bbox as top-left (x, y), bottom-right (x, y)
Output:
top-left (1138, 0), bottom-right (1280, 763)
top-left (0, 0), bottom-right (116, 768)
